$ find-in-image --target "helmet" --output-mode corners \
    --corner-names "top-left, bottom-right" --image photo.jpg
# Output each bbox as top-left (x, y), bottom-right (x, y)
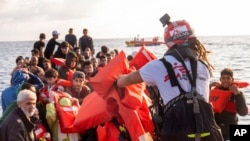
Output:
top-left (164, 20), bottom-right (194, 48)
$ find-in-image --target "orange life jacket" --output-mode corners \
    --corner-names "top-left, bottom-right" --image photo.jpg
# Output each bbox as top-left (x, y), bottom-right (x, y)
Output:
top-left (97, 117), bottom-right (131, 141)
top-left (89, 51), bottom-right (129, 98)
top-left (75, 50), bottom-right (155, 140)
top-left (129, 46), bottom-right (157, 69)
top-left (209, 81), bottom-right (249, 113)
top-left (73, 91), bottom-right (112, 132)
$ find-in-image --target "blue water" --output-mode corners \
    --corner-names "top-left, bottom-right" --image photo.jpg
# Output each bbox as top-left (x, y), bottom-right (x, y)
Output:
top-left (0, 36), bottom-right (250, 124)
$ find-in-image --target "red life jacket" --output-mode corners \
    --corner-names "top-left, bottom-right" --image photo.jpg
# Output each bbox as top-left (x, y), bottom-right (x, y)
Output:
top-left (53, 91), bottom-right (81, 133)
top-left (35, 123), bottom-right (51, 141)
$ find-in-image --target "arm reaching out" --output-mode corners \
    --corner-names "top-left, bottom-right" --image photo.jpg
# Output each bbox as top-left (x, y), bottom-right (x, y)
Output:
top-left (117, 70), bottom-right (143, 87)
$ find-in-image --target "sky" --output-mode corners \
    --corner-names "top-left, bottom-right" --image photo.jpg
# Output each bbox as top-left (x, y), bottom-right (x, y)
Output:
top-left (0, 0), bottom-right (249, 41)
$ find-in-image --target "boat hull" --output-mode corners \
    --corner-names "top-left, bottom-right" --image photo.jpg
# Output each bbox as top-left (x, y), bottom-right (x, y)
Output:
top-left (125, 41), bottom-right (161, 47)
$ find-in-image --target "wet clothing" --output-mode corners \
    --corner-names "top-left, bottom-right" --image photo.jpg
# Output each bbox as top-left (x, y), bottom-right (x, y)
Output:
top-left (214, 87), bottom-right (248, 140)
top-left (44, 38), bottom-right (60, 59)
top-left (0, 107), bottom-right (36, 141)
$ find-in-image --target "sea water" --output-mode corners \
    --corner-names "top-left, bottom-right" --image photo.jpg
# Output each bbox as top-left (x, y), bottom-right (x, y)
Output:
top-left (0, 36), bottom-right (249, 124)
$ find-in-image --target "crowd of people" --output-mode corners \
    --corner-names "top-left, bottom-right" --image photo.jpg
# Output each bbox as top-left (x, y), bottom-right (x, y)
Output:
top-left (0, 13), bottom-right (249, 141)
top-left (0, 27), bottom-right (123, 141)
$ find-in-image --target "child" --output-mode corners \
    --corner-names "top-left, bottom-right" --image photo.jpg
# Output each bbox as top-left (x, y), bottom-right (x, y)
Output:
top-left (39, 68), bottom-right (64, 105)
top-left (210, 68), bottom-right (248, 140)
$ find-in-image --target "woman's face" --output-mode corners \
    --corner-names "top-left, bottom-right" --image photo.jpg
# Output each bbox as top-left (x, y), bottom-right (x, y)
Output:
top-left (70, 58), bottom-right (77, 69)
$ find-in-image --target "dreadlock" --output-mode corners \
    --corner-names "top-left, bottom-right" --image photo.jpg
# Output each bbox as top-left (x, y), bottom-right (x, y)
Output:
top-left (188, 37), bottom-right (215, 70)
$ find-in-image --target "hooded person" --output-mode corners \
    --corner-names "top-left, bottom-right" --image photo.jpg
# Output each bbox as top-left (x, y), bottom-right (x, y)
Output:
top-left (58, 51), bottom-right (79, 81)
top-left (1, 69), bottom-right (44, 113)
top-left (1, 70), bottom-right (29, 112)
top-left (117, 13), bottom-right (223, 141)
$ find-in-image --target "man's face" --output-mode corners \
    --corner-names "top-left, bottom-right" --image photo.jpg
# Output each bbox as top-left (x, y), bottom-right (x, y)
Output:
top-left (83, 65), bottom-right (94, 76)
top-left (30, 56), bottom-right (38, 66)
top-left (72, 78), bottom-right (85, 90)
top-left (20, 97), bottom-right (36, 117)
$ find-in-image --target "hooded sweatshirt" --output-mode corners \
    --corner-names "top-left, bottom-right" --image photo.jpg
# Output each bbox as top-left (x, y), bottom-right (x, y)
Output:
top-left (58, 51), bottom-right (78, 80)
top-left (1, 70), bottom-right (29, 112)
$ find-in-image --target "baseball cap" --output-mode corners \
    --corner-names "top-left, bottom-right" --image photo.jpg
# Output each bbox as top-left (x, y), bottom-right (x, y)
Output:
top-left (72, 71), bottom-right (85, 79)
top-left (52, 30), bottom-right (60, 35)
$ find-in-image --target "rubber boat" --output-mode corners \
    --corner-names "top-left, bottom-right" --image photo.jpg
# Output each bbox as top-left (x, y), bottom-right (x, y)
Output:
top-left (125, 36), bottom-right (164, 47)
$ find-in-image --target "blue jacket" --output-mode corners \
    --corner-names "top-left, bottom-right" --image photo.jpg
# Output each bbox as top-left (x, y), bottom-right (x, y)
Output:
top-left (1, 70), bottom-right (29, 112)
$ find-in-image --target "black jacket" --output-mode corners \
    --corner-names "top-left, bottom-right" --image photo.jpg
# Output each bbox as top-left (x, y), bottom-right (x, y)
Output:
top-left (0, 107), bottom-right (36, 141)
top-left (214, 87), bottom-right (248, 137)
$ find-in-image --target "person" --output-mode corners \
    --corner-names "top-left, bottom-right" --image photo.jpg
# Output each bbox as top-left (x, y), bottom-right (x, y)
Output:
top-left (39, 68), bottom-right (64, 105)
top-left (82, 47), bottom-right (92, 61)
top-left (0, 89), bottom-right (37, 141)
top-left (79, 28), bottom-right (94, 55)
top-left (90, 57), bottom-right (98, 71)
top-left (58, 51), bottom-right (79, 80)
top-left (53, 41), bottom-right (70, 59)
top-left (117, 13), bottom-right (223, 141)
top-left (210, 68), bottom-right (248, 140)
top-left (97, 55), bottom-right (108, 68)
top-left (33, 33), bottom-right (46, 58)
top-left (74, 47), bottom-right (85, 70)
top-left (42, 58), bottom-right (52, 71)
top-left (81, 60), bottom-right (97, 80)
top-left (65, 28), bottom-right (77, 49)
top-left (31, 48), bottom-right (45, 70)
top-left (106, 52), bottom-right (113, 63)
top-left (65, 71), bottom-right (91, 104)
top-left (2, 70), bottom-right (31, 112)
top-left (44, 30), bottom-right (61, 59)
top-left (0, 82), bottom-right (37, 124)
top-left (126, 54), bottom-right (133, 61)
top-left (10, 55), bottom-right (25, 77)
top-left (95, 45), bottom-right (109, 59)
top-left (113, 49), bottom-right (119, 56)
top-left (27, 56), bottom-right (44, 74)
top-left (109, 50), bottom-right (116, 58)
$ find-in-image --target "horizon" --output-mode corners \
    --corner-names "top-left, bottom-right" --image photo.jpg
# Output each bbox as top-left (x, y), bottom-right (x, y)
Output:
top-left (0, 0), bottom-right (249, 42)
top-left (1, 35), bottom-right (250, 42)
